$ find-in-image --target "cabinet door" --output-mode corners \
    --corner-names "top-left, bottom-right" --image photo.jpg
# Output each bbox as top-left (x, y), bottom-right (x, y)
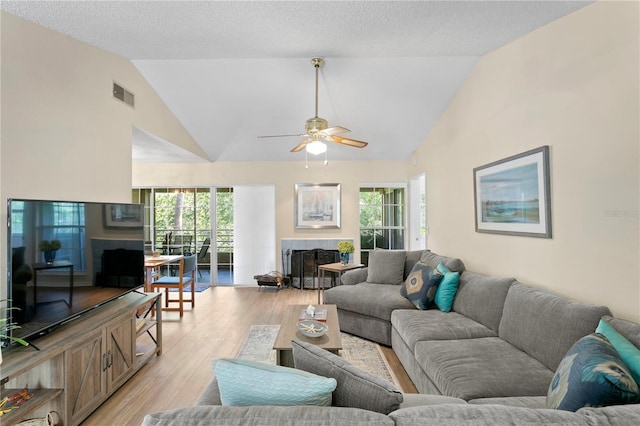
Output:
top-left (106, 314), bottom-right (135, 391)
top-left (67, 329), bottom-right (107, 424)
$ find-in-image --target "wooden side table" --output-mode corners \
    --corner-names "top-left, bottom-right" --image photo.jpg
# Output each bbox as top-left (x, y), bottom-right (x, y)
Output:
top-left (317, 262), bottom-right (364, 304)
top-left (32, 261), bottom-right (74, 312)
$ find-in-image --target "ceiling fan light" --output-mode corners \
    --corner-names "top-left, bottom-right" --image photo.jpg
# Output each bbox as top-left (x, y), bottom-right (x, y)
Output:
top-left (306, 140), bottom-right (327, 155)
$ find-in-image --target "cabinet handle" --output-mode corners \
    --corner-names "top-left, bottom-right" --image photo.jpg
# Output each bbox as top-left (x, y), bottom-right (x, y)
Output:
top-left (102, 353), bottom-right (108, 372)
top-left (107, 351), bottom-right (113, 368)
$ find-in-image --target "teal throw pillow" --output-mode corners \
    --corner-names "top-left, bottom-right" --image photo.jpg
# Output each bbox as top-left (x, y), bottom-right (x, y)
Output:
top-left (596, 319), bottom-right (640, 385)
top-left (400, 262), bottom-right (443, 310)
top-left (214, 358), bottom-right (336, 406)
top-left (434, 262), bottom-right (460, 312)
top-left (547, 333), bottom-right (639, 411)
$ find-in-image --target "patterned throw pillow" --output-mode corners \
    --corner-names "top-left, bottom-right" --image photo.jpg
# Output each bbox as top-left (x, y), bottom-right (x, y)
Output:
top-left (434, 262), bottom-right (460, 312)
top-left (400, 262), bottom-right (443, 310)
top-left (596, 319), bottom-right (640, 386)
top-left (214, 358), bottom-right (336, 406)
top-left (547, 333), bottom-right (640, 411)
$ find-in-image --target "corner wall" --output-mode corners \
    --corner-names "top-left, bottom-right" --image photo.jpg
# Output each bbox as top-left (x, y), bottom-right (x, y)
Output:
top-left (0, 12), bottom-right (205, 298)
top-left (415, 1), bottom-right (639, 321)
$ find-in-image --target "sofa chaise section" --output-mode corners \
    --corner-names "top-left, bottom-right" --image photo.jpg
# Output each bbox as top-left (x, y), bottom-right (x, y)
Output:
top-left (398, 279), bottom-right (612, 400)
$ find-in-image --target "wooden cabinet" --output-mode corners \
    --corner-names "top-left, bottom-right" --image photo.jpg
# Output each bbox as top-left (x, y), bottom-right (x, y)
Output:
top-left (1, 292), bottom-right (161, 426)
top-left (67, 329), bottom-right (108, 423)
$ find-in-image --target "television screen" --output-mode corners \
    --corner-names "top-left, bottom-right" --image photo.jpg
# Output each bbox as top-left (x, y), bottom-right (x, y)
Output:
top-left (6, 198), bottom-right (146, 343)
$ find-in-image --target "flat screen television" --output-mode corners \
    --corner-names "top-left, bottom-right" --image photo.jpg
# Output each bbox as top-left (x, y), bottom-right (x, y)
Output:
top-left (5, 198), bottom-right (146, 345)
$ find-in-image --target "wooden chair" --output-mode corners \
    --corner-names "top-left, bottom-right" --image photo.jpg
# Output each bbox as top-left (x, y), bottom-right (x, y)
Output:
top-left (151, 254), bottom-right (196, 317)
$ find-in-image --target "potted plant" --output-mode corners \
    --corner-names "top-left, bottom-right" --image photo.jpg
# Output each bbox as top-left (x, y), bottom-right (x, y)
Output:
top-left (0, 302), bottom-right (29, 365)
top-left (337, 241), bottom-right (355, 265)
top-left (39, 239), bottom-right (61, 264)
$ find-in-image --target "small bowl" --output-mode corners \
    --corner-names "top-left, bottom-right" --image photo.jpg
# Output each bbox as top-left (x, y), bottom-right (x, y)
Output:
top-left (297, 320), bottom-right (329, 338)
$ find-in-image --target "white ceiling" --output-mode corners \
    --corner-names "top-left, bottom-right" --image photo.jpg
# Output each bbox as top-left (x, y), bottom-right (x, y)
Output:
top-left (1, 1), bottom-right (593, 163)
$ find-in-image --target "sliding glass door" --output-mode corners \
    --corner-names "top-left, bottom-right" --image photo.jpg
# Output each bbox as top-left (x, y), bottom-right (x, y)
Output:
top-left (133, 185), bottom-right (275, 286)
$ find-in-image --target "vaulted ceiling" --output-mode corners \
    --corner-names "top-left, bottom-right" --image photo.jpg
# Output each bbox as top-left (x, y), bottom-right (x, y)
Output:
top-left (1, 1), bottom-right (593, 163)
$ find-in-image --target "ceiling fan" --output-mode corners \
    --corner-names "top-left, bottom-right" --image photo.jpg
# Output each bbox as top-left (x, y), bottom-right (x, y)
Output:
top-left (258, 58), bottom-right (368, 155)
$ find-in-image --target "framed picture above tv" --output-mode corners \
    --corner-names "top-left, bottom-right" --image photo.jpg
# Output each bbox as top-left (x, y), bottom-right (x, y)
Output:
top-left (104, 203), bottom-right (144, 228)
top-left (295, 183), bottom-right (341, 229)
top-left (473, 146), bottom-right (552, 238)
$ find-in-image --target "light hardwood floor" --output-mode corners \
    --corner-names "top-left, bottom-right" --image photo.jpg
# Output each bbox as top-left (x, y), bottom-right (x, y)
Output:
top-left (82, 285), bottom-right (417, 425)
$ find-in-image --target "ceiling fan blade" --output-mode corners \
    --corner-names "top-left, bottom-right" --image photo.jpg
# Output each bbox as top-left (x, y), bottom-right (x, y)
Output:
top-left (258, 133), bottom-right (307, 139)
top-left (291, 139), bottom-right (311, 152)
top-left (321, 126), bottom-right (350, 136)
top-left (326, 135), bottom-right (368, 148)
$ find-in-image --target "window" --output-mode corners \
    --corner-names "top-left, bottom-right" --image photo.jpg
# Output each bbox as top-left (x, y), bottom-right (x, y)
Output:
top-left (359, 185), bottom-right (406, 266)
top-left (38, 202), bottom-right (86, 270)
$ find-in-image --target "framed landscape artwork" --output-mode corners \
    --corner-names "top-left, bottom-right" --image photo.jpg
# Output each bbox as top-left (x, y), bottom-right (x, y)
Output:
top-left (473, 146), bottom-right (551, 238)
top-left (295, 183), bottom-right (341, 229)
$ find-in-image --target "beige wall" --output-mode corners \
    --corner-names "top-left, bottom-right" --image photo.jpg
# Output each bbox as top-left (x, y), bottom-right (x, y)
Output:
top-left (0, 12), bottom-right (204, 298)
top-left (133, 160), bottom-right (410, 266)
top-left (414, 1), bottom-right (640, 321)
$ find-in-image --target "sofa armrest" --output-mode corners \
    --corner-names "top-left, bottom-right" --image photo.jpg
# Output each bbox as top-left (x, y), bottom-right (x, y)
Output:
top-left (341, 268), bottom-right (368, 285)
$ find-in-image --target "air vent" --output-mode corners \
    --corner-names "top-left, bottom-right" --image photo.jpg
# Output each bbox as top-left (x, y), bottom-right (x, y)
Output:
top-left (113, 82), bottom-right (134, 108)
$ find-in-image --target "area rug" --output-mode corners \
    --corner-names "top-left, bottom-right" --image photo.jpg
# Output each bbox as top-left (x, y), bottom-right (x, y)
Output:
top-left (236, 324), bottom-right (401, 388)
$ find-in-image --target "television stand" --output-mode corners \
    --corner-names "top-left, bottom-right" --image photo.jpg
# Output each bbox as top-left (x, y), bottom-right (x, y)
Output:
top-left (0, 292), bottom-right (161, 426)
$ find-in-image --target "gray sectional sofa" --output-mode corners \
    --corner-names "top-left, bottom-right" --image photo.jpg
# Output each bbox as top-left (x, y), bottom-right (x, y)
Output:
top-left (143, 249), bottom-right (640, 424)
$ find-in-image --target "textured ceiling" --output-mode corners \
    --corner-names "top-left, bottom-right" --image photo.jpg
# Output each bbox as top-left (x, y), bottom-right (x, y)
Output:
top-left (1, 1), bottom-right (593, 163)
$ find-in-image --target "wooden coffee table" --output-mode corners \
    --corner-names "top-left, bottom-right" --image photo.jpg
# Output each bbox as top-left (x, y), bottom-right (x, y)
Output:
top-left (273, 304), bottom-right (342, 367)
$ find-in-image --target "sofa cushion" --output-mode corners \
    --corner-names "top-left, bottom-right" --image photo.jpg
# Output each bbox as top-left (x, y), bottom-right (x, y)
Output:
top-left (214, 358), bottom-right (336, 406)
top-left (399, 393), bottom-right (467, 408)
top-left (468, 396), bottom-right (547, 408)
top-left (577, 404), bottom-right (640, 424)
top-left (400, 262), bottom-right (443, 310)
top-left (434, 263), bottom-right (460, 312)
top-left (143, 405), bottom-right (394, 426)
top-left (499, 282), bottom-right (612, 372)
top-left (451, 271), bottom-right (514, 333)
top-left (324, 283), bottom-right (414, 322)
top-left (596, 318), bottom-right (640, 385)
top-left (195, 377), bottom-right (222, 405)
top-left (403, 250), bottom-right (425, 279)
top-left (419, 250), bottom-right (465, 273)
top-left (291, 340), bottom-right (403, 414)
top-left (366, 250), bottom-right (406, 284)
top-left (547, 333), bottom-right (639, 411)
top-left (414, 337), bottom-right (554, 400)
top-left (389, 404), bottom-right (590, 426)
top-left (391, 309), bottom-right (497, 352)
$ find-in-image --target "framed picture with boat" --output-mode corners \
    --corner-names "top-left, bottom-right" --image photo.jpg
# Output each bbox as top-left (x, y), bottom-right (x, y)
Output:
top-left (295, 183), bottom-right (341, 229)
top-left (474, 146), bottom-right (551, 238)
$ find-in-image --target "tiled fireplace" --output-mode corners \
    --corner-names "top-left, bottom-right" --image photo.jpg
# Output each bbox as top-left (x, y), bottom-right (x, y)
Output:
top-left (281, 239), bottom-right (354, 289)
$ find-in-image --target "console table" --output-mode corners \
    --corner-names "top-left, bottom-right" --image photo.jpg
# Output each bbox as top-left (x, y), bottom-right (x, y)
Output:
top-left (32, 261), bottom-right (74, 311)
top-left (0, 292), bottom-right (162, 426)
